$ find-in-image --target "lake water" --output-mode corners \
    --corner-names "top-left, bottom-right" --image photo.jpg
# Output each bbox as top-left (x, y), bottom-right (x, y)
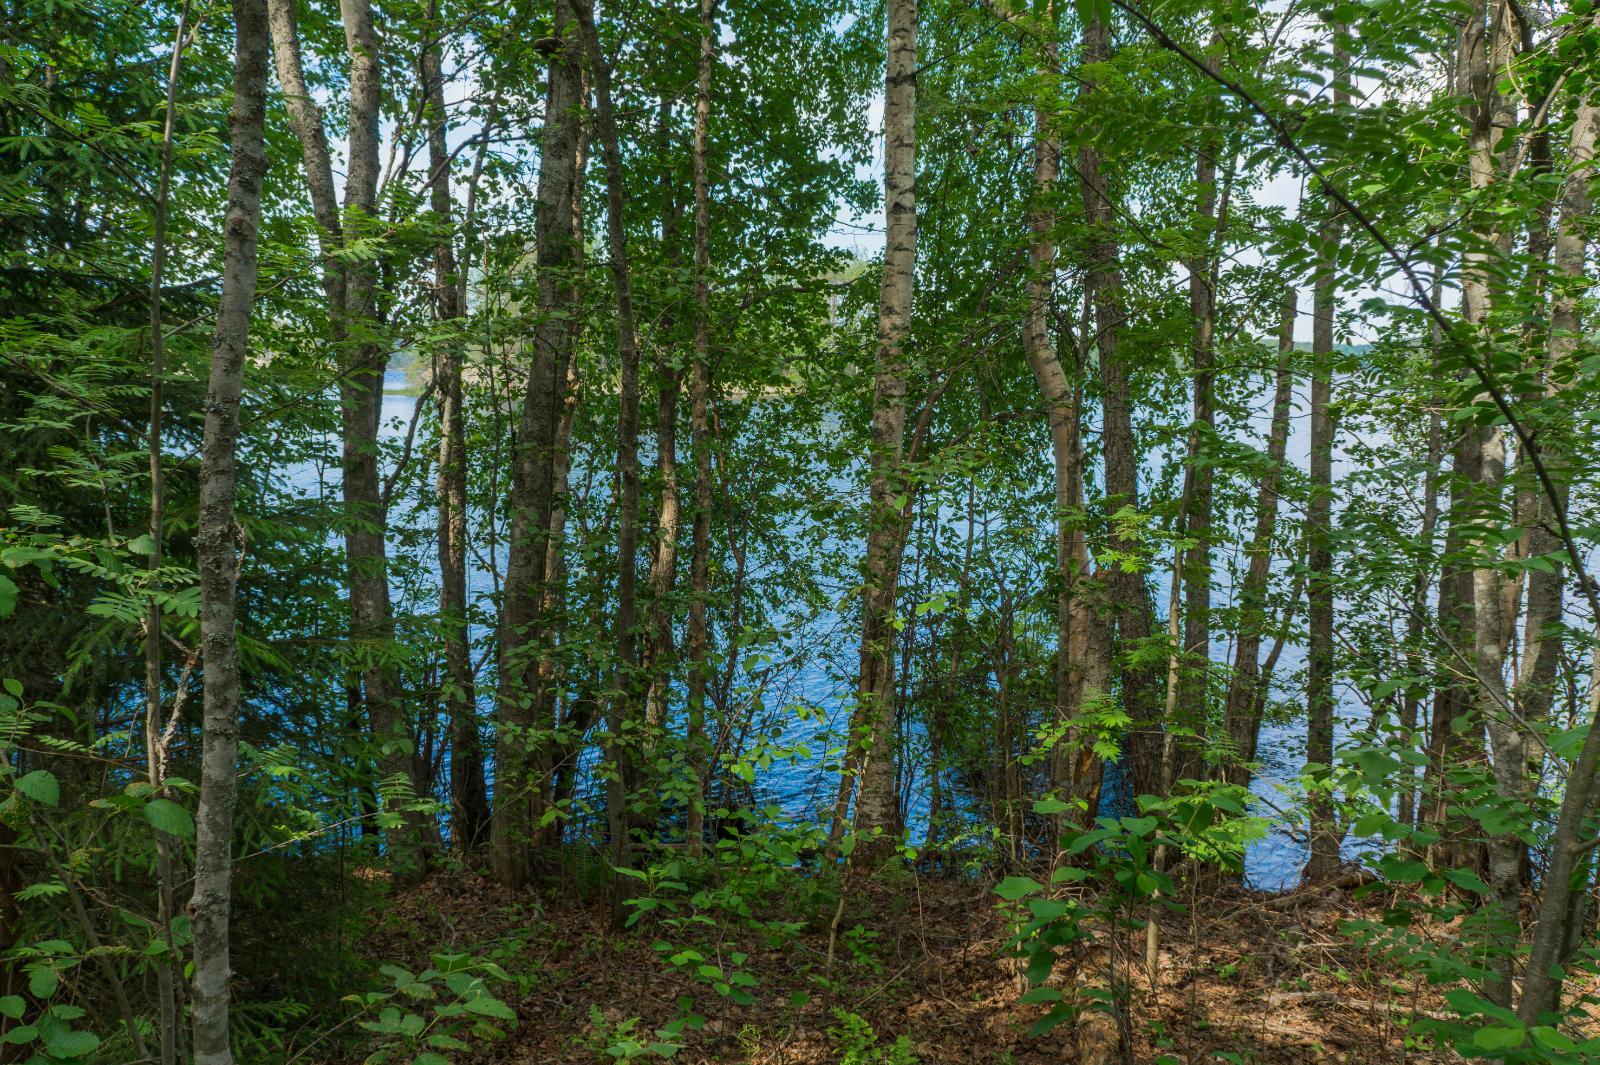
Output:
top-left (369, 370), bottom-right (1377, 891)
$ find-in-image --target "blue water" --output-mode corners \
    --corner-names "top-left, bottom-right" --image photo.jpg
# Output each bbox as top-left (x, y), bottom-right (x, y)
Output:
top-left (361, 369), bottom-right (1375, 891)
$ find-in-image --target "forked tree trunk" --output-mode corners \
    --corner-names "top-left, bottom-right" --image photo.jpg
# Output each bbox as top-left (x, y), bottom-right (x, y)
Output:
top-left (494, 0), bottom-right (583, 885)
top-left (268, 0), bottom-right (430, 872)
top-left (829, 0), bottom-right (916, 862)
top-left (190, 4), bottom-right (269, 1059)
top-left (1512, 90), bottom-right (1595, 767)
top-left (576, 0), bottom-right (647, 869)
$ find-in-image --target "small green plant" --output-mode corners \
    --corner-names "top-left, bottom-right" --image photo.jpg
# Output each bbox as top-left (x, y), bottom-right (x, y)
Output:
top-left (735, 1022), bottom-right (764, 1059)
top-left (994, 781), bottom-right (1261, 1036)
top-left (577, 1006), bottom-right (685, 1061)
top-left (825, 1008), bottom-right (918, 1065)
top-left (0, 972), bottom-right (103, 1064)
top-left (623, 810), bottom-right (827, 1008)
top-left (840, 922), bottom-right (883, 973)
top-left (345, 952), bottom-right (517, 1064)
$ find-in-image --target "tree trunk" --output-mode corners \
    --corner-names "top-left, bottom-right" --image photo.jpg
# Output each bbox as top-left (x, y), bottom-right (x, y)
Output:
top-left (1456, 0), bottom-right (1523, 1004)
top-left (683, 0), bottom-right (717, 857)
top-left (535, 109), bottom-right (589, 850)
top-left (190, 4), bottom-right (269, 1059)
top-left (423, 9), bottom-right (487, 852)
top-left (1512, 88), bottom-right (1600, 1026)
top-left (268, 0), bottom-right (428, 870)
top-left (1012, 0), bottom-right (1093, 841)
top-left (644, 357), bottom-right (682, 742)
top-left (644, 95), bottom-right (682, 743)
top-left (1178, 35), bottom-right (1222, 782)
top-left (494, 0), bottom-right (582, 885)
top-left (1302, 19), bottom-right (1352, 883)
top-left (1222, 289), bottom-right (1295, 787)
top-left (1303, 105), bottom-right (1344, 882)
top-left (1398, 354), bottom-right (1442, 840)
top-left (1513, 88), bottom-right (1594, 764)
top-left (337, 0), bottom-right (429, 873)
top-left (829, 0), bottom-right (916, 863)
top-left (1078, 11), bottom-right (1161, 798)
top-left (145, 13), bottom-right (188, 1061)
top-left (576, 0), bottom-right (647, 870)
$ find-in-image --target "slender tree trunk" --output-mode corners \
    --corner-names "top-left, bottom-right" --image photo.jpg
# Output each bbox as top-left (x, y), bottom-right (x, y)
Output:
top-left (1077, 12), bottom-right (1161, 797)
top-left (1222, 289), bottom-right (1295, 787)
top-left (338, 0), bottom-right (429, 873)
top-left (1512, 88), bottom-right (1600, 1023)
top-left (190, 4), bottom-right (269, 1059)
top-left (1425, 428), bottom-right (1487, 868)
top-left (1420, 36), bottom-right (1486, 878)
top-left (1178, 34), bottom-right (1223, 782)
top-left (423, 10), bottom-right (487, 852)
top-left (1303, 125), bottom-right (1344, 883)
top-left (1513, 89), bottom-right (1594, 764)
top-left (1455, 0), bottom-right (1523, 1004)
top-left (266, 0), bottom-right (346, 310)
top-left (145, 12), bottom-right (188, 1061)
top-left (535, 109), bottom-right (588, 850)
top-left (1302, 20), bottom-right (1350, 883)
top-left (1399, 369), bottom-right (1442, 839)
top-left (494, 0), bottom-right (582, 885)
top-left (644, 357), bottom-right (682, 741)
top-left (268, 0), bottom-right (428, 869)
top-left (683, 0), bottom-right (716, 857)
top-left (644, 95), bottom-right (682, 741)
top-left (576, 0), bottom-right (647, 869)
top-left (1012, 0), bottom-right (1092, 841)
top-left (829, 0), bottom-right (916, 862)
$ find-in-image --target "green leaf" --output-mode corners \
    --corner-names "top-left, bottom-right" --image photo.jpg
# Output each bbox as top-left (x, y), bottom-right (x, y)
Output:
top-left (1121, 816), bottom-right (1158, 837)
top-left (1032, 797), bottom-right (1072, 815)
top-left (0, 995), bottom-right (23, 1020)
top-left (1442, 869), bottom-right (1492, 896)
top-left (1531, 1026), bottom-right (1575, 1052)
top-left (462, 994), bottom-right (516, 1021)
top-left (1027, 898), bottom-right (1070, 921)
top-left (14, 771), bottom-right (58, 806)
top-left (993, 876), bottom-right (1043, 901)
top-left (43, 1028), bottom-right (98, 1056)
top-left (1, 1024), bottom-right (37, 1045)
top-left (0, 575), bottom-right (16, 619)
top-left (27, 965), bottom-right (57, 999)
top-left (413, 1054), bottom-right (451, 1065)
top-left (141, 799), bottom-right (194, 838)
top-left (1472, 1024), bottom-right (1525, 1050)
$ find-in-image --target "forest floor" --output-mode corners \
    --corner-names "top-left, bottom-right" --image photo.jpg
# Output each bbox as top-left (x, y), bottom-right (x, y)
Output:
top-left (355, 864), bottom-right (1598, 1064)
